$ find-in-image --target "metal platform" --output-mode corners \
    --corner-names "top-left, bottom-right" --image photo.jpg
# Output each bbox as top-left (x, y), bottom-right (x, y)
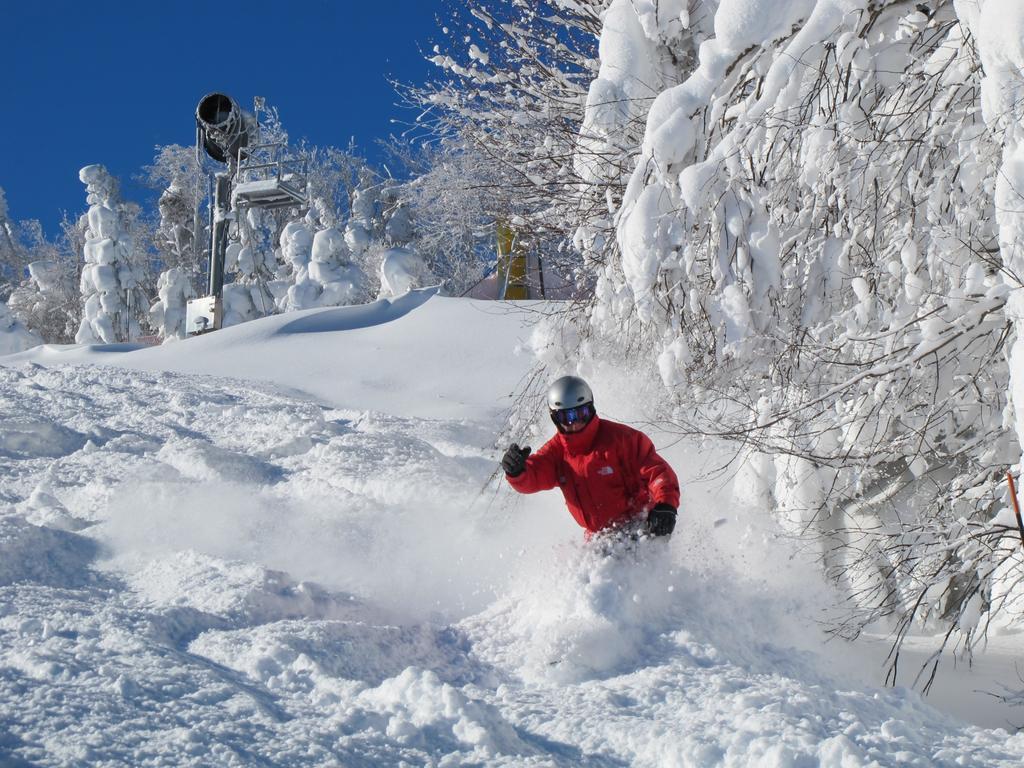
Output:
top-left (232, 142), bottom-right (308, 210)
top-left (232, 176), bottom-right (307, 209)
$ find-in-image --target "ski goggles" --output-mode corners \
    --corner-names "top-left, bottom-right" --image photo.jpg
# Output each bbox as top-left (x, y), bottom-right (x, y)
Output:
top-left (550, 402), bottom-right (595, 428)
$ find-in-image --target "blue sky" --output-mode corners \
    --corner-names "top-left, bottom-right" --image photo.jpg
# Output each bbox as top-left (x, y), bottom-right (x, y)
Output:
top-left (0, 0), bottom-right (444, 234)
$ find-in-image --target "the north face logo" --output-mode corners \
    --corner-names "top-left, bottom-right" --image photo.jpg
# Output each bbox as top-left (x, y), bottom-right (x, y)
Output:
top-left (597, 466), bottom-right (614, 476)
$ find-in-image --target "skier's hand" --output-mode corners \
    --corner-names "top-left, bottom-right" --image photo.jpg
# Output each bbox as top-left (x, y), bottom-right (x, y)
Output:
top-left (501, 443), bottom-right (532, 477)
top-left (647, 503), bottom-right (677, 536)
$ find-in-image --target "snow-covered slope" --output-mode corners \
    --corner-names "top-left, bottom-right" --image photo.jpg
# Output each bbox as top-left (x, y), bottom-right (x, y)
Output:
top-left (2, 291), bottom-right (1024, 766)
top-left (4, 288), bottom-right (537, 421)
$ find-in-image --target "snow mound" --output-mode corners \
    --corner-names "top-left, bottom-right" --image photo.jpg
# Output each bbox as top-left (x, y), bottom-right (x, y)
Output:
top-left (346, 667), bottom-right (536, 760)
top-left (0, 516), bottom-right (97, 587)
top-left (155, 437), bottom-right (283, 484)
top-left (310, 428), bottom-right (474, 506)
top-left (19, 483), bottom-right (91, 532)
top-left (0, 418), bottom-right (87, 459)
top-left (275, 285), bottom-right (437, 334)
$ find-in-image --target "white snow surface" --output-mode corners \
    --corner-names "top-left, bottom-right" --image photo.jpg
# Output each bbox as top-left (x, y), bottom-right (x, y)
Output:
top-left (2, 290), bottom-right (1024, 765)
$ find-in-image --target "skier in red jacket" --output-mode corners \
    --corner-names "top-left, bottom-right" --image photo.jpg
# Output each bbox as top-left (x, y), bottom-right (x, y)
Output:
top-left (501, 376), bottom-right (679, 537)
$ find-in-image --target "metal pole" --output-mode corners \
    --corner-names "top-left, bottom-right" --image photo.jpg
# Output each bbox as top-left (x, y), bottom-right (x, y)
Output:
top-left (208, 172), bottom-right (231, 299)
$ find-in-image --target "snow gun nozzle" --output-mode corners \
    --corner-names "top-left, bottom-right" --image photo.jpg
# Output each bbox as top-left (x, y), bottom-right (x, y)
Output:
top-left (196, 93), bottom-right (256, 164)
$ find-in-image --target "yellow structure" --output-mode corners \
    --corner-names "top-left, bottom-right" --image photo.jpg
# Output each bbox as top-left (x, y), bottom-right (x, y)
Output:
top-left (496, 221), bottom-right (530, 300)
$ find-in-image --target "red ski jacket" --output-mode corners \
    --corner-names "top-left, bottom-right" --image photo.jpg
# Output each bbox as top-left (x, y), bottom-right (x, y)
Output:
top-left (507, 415), bottom-right (680, 533)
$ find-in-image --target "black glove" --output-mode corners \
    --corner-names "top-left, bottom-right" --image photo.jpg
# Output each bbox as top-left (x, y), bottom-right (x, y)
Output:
top-left (647, 503), bottom-right (677, 536)
top-left (501, 443), bottom-right (532, 477)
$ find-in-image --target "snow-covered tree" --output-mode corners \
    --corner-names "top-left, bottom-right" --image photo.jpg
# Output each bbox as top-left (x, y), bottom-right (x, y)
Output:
top-left (149, 178), bottom-right (200, 332)
top-left (555, 0), bottom-right (1024, 681)
top-left (408, 0), bottom-right (681, 293)
top-left (963, 0), bottom-right (1024, 643)
top-left (148, 267), bottom-right (194, 340)
top-left (336, 173), bottom-right (423, 299)
top-left (75, 165), bottom-right (148, 343)
top-left (304, 143), bottom-right (370, 228)
top-left (278, 214), bottom-right (317, 312)
top-left (0, 187), bottom-right (20, 291)
top-left (343, 177), bottom-right (379, 266)
top-left (381, 140), bottom-right (500, 295)
top-left (222, 207), bottom-right (279, 327)
top-left (0, 299), bottom-right (40, 354)
top-left (5, 212), bottom-right (84, 343)
top-left (275, 206), bottom-right (366, 311)
top-left (8, 257), bottom-right (78, 343)
top-left (145, 144), bottom-right (204, 285)
top-left (310, 217), bottom-right (365, 306)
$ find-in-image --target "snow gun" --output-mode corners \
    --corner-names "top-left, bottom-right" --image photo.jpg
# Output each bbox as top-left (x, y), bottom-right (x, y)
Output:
top-left (195, 93), bottom-right (257, 319)
top-left (187, 93), bottom-right (256, 334)
top-left (187, 93), bottom-right (309, 335)
top-left (195, 93), bottom-right (257, 165)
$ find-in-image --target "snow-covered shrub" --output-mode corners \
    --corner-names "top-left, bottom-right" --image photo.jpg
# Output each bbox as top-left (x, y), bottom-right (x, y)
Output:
top-left (222, 246), bottom-right (275, 328)
top-left (75, 165), bottom-right (149, 343)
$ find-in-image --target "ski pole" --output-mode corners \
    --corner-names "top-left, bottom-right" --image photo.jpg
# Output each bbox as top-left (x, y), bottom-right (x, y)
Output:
top-left (1005, 471), bottom-right (1024, 551)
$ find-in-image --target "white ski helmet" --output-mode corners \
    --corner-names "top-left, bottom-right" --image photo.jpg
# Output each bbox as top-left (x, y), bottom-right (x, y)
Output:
top-left (547, 375), bottom-right (594, 411)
